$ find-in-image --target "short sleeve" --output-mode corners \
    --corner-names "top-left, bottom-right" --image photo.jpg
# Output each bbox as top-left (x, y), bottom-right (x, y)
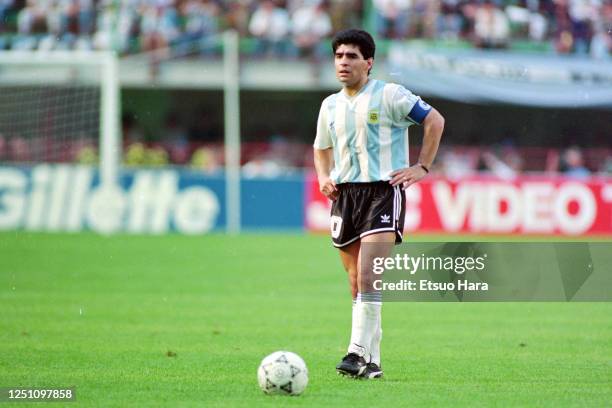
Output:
top-left (313, 99), bottom-right (332, 149)
top-left (390, 86), bottom-right (432, 127)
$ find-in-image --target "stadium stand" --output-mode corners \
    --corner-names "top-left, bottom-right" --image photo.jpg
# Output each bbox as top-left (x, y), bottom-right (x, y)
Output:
top-left (0, 1), bottom-right (609, 58)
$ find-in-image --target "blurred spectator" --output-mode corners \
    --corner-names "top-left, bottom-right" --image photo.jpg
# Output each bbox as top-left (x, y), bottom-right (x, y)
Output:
top-left (560, 146), bottom-right (591, 178)
top-left (328, 0), bottom-right (362, 32)
top-left (590, 26), bottom-right (611, 59)
top-left (473, 0), bottom-right (510, 48)
top-left (93, 2), bottom-right (137, 53)
top-left (528, 10), bottom-right (549, 42)
top-left (505, 1), bottom-right (549, 42)
top-left (590, 0), bottom-right (612, 59)
top-left (75, 145), bottom-right (98, 165)
top-left (0, 0), bottom-right (14, 30)
top-left (438, 147), bottom-right (478, 179)
top-left (190, 146), bottom-right (221, 173)
top-left (39, 0), bottom-right (74, 51)
top-left (124, 142), bottom-right (146, 166)
top-left (460, 1), bottom-right (478, 40)
top-left (410, 0), bottom-right (438, 38)
top-left (122, 112), bottom-right (145, 145)
top-left (146, 145), bottom-right (170, 166)
top-left (140, 1), bottom-right (181, 55)
top-left (242, 135), bottom-right (298, 178)
top-left (177, 0), bottom-right (220, 56)
top-left (438, 0), bottom-right (464, 40)
top-left (554, 0), bottom-right (575, 53)
top-left (242, 157), bottom-right (285, 178)
top-left (568, 0), bottom-right (596, 55)
top-left (13, 0), bottom-right (42, 50)
top-left (225, 0), bottom-right (252, 36)
top-left (0, 0), bottom-right (14, 49)
top-left (125, 142), bottom-right (173, 167)
top-left (373, 0), bottom-right (412, 39)
top-left (478, 148), bottom-right (522, 179)
top-left (291, 1), bottom-right (332, 60)
top-left (248, 0), bottom-right (291, 58)
top-left (162, 112), bottom-right (190, 164)
top-left (69, 134), bottom-right (97, 162)
top-left (77, 0), bottom-right (96, 36)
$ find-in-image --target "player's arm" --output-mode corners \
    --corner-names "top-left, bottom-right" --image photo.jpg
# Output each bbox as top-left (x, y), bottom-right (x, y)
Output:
top-left (390, 107), bottom-right (444, 187)
top-left (313, 147), bottom-right (339, 200)
top-left (416, 107), bottom-right (444, 173)
top-left (388, 87), bottom-right (445, 187)
top-left (313, 99), bottom-right (339, 200)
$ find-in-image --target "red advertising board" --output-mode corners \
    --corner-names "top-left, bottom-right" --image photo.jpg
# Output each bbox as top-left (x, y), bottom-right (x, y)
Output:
top-left (305, 173), bottom-right (612, 236)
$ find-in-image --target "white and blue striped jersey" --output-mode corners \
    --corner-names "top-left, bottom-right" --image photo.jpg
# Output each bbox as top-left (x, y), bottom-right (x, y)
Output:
top-left (313, 79), bottom-right (432, 183)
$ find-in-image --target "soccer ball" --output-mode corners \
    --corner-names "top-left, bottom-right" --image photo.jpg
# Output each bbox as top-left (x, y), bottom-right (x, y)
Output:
top-left (257, 351), bottom-right (308, 396)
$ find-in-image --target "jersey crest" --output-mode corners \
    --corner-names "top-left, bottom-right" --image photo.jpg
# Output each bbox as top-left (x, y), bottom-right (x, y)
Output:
top-left (368, 110), bottom-right (379, 124)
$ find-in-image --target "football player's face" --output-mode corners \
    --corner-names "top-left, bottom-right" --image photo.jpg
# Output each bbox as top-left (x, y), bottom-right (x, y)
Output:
top-left (334, 44), bottom-right (372, 87)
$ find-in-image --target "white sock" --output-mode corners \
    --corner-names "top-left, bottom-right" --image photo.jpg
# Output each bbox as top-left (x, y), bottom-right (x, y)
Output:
top-left (369, 318), bottom-right (382, 366)
top-left (349, 297), bottom-right (358, 351)
top-left (347, 295), bottom-right (362, 355)
top-left (348, 292), bottom-right (381, 360)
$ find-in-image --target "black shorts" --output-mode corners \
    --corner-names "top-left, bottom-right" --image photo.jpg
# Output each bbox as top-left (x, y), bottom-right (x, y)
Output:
top-left (330, 181), bottom-right (406, 247)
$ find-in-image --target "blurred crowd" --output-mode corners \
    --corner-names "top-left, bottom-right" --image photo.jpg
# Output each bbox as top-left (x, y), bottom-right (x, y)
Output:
top-left (436, 144), bottom-right (610, 179)
top-left (1, 129), bottom-right (610, 178)
top-left (0, 0), bottom-right (358, 58)
top-left (375, 0), bottom-right (612, 58)
top-left (79, 142), bottom-right (612, 178)
top-left (244, 143), bottom-right (612, 178)
top-left (0, 0), bottom-right (610, 58)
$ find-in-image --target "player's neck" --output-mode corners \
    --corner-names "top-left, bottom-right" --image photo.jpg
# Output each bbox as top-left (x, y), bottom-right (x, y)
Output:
top-left (343, 78), bottom-right (370, 97)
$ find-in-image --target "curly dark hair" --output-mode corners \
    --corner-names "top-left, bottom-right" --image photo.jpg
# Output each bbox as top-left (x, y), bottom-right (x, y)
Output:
top-left (331, 29), bottom-right (376, 60)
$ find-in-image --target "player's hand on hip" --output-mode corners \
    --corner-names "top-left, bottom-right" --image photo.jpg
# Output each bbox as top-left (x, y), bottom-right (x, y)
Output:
top-left (319, 177), bottom-right (339, 201)
top-left (389, 165), bottom-right (428, 188)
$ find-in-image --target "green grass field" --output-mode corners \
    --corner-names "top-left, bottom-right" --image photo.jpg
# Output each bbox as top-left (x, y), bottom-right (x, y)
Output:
top-left (1, 232), bottom-right (610, 407)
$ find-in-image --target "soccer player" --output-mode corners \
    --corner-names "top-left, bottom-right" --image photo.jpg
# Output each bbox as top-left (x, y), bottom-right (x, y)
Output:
top-left (313, 29), bottom-right (444, 379)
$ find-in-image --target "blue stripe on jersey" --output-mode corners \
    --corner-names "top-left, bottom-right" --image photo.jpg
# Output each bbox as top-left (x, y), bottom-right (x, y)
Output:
top-left (345, 98), bottom-right (360, 181)
top-left (327, 94), bottom-right (340, 165)
top-left (391, 126), bottom-right (407, 171)
top-left (367, 80), bottom-right (385, 180)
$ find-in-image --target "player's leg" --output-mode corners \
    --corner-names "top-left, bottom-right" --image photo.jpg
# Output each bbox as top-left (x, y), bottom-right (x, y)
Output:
top-left (332, 184), bottom-right (366, 376)
top-left (336, 240), bottom-right (366, 376)
top-left (338, 241), bottom-right (359, 299)
top-left (356, 232), bottom-right (394, 378)
top-left (351, 182), bottom-right (404, 378)
top-left (361, 184), bottom-right (406, 378)
top-left (357, 232), bottom-right (395, 292)
top-left (338, 232), bottom-right (394, 377)
top-left (367, 319), bottom-right (383, 378)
